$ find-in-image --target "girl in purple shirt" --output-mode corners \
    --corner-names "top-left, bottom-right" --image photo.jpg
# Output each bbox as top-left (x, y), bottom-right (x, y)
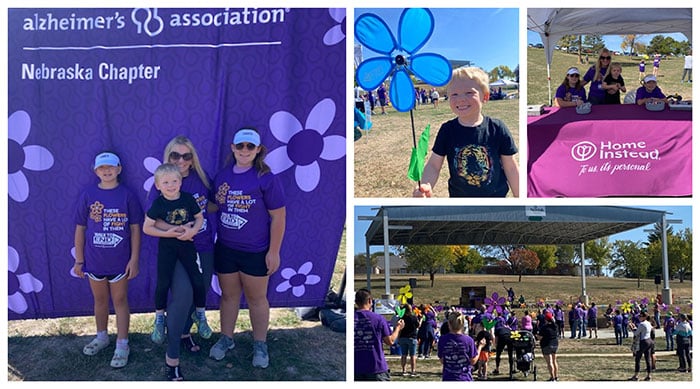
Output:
top-left (74, 151), bottom-right (143, 369)
top-left (554, 67), bottom-right (587, 107)
top-left (636, 75), bottom-right (668, 105)
top-left (438, 311), bottom-right (485, 381)
top-left (209, 128), bottom-right (286, 369)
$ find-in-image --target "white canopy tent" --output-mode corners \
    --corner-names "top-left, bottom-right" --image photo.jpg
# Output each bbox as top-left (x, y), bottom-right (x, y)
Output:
top-left (527, 8), bottom-right (692, 104)
top-left (489, 79), bottom-right (519, 88)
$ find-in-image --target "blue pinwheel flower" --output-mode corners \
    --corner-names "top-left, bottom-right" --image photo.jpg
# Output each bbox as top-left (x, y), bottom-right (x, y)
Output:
top-left (355, 8), bottom-right (451, 112)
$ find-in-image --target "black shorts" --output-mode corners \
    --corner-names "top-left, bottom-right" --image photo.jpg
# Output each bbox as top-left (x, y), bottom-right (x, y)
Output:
top-left (214, 242), bottom-right (268, 276)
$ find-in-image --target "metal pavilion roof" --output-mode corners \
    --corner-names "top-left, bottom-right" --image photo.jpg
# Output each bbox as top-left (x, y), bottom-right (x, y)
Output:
top-left (364, 206), bottom-right (667, 247)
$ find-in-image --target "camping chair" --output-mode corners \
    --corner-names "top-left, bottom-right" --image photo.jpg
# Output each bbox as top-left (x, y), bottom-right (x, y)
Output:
top-left (623, 90), bottom-right (637, 104)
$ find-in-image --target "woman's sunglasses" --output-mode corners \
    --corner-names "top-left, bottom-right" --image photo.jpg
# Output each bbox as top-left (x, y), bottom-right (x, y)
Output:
top-left (235, 143), bottom-right (258, 151)
top-left (599, 56), bottom-right (611, 60)
top-left (169, 151), bottom-right (193, 161)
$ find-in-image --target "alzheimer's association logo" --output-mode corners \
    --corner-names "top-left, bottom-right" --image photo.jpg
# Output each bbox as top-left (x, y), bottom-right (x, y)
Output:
top-left (571, 141), bottom-right (597, 162)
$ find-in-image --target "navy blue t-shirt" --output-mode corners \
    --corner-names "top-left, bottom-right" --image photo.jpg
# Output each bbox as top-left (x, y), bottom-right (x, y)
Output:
top-left (432, 116), bottom-right (517, 197)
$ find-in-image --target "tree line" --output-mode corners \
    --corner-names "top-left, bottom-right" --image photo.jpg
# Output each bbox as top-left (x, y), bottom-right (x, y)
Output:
top-left (355, 223), bottom-right (691, 287)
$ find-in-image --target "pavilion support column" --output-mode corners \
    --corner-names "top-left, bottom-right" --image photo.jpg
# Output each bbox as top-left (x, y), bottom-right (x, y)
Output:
top-left (580, 242), bottom-right (589, 306)
top-left (661, 214), bottom-right (673, 305)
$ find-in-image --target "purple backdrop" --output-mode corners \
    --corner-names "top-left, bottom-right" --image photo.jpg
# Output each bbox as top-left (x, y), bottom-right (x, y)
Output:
top-left (7, 8), bottom-right (347, 319)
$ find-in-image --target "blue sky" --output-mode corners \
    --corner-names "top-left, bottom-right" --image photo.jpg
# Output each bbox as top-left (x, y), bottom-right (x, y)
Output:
top-left (353, 206), bottom-right (692, 255)
top-left (527, 31), bottom-right (689, 53)
top-left (355, 8), bottom-right (519, 74)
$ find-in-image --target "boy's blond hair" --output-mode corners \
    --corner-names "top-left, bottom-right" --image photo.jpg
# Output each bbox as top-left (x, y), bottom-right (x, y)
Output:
top-left (154, 163), bottom-right (181, 184)
top-left (610, 62), bottom-right (622, 72)
top-left (447, 67), bottom-right (491, 97)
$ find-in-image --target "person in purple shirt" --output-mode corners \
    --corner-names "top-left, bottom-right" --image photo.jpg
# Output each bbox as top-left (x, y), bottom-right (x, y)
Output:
top-left (438, 311), bottom-right (486, 381)
top-left (582, 48), bottom-right (612, 105)
top-left (587, 302), bottom-right (599, 338)
top-left (554, 67), bottom-right (587, 107)
top-left (492, 311), bottom-right (513, 375)
top-left (613, 310), bottom-right (624, 345)
top-left (377, 83), bottom-right (388, 114)
top-left (652, 54), bottom-right (661, 77)
top-left (354, 288), bottom-right (405, 381)
top-left (577, 304), bottom-right (587, 338)
top-left (636, 75), bottom-right (668, 105)
top-left (74, 151), bottom-right (143, 369)
top-left (209, 127), bottom-right (286, 369)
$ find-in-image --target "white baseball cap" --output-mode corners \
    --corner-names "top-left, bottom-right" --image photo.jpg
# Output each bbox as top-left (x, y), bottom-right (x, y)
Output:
top-left (93, 152), bottom-right (120, 169)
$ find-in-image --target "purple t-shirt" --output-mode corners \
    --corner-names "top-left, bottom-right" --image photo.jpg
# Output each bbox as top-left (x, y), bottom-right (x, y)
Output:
top-left (584, 65), bottom-right (608, 100)
top-left (213, 166), bottom-right (285, 252)
top-left (653, 57), bottom-right (660, 67)
top-left (635, 86), bottom-right (666, 103)
top-left (74, 184), bottom-right (143, 274)
top-left (437, 332), bottom-right (477, 381)
top-left (147, 172), bottom-right (215, 252)
top-left (639, 62), bottom-right (645, 72)
top-left (555, 84), bottom-right (587, 102)
top-left (354, 309), bottom-right (391, 375)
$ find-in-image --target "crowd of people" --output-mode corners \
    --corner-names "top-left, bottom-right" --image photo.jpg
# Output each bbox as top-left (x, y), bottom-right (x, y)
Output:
top-left (354, 289), bottom-right (693, 382)
top-left (554, 47), bottom-right (690, 108)
top-left (74, 130), bottom-right (286, 380)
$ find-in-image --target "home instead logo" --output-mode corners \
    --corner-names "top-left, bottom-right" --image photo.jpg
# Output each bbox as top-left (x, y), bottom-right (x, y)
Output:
top-left (571, 140), bottom-right (660, 162)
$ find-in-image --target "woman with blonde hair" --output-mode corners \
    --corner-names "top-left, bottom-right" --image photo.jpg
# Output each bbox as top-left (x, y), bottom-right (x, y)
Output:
top-left (581, 47), bottom-right (612, 105)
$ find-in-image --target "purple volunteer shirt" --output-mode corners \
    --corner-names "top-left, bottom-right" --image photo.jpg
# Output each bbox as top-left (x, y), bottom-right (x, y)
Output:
top-left (584, 65), bottom-right (608, 100)
top-left (354, 309), bottom-right (391, 375)
top-left (74, 184), bottom-right (143, 274)
top-left (213, 166), bottom-right (285, 252)
top-left (147, 172), bottom-right (215, 252)
top-left (437, 332), bottom-right (478, 381)
top-left (555, 84), bottom-right (587, 102)
top-left (635, 86), bottom-right (666, 103)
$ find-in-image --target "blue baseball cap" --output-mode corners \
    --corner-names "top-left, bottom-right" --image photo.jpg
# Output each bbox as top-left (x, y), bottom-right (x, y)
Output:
top-left (233, 129), bottom-right (260, 146)
top-left (94, 152), bottom-right (120, 169)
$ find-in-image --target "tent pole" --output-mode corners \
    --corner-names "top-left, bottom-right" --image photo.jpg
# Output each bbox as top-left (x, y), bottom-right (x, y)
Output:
top-left (661, 214), bottom-right (673, 304)
top-left (546, 63), bottom-right (552, 106)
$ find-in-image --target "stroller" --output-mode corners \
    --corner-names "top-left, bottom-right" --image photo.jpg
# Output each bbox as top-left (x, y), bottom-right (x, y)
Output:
top-left (509, 330), bottom-right (537, 380)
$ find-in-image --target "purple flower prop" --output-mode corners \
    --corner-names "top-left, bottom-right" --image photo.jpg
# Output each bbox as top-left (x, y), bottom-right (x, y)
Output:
top-left (484, 292), bottom-right (506, 315)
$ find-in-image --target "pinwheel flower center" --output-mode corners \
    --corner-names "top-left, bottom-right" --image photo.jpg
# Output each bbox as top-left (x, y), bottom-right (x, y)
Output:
top-left (8, 140), bottom-right (25, 173)
top-left (395, 54), bottom-right (407, 66)
top-left (287, 130), bottom-right (323, 166)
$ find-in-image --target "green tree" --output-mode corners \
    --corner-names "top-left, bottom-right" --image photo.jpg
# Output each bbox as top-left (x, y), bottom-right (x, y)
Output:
top-left (402, 245), bottom-right (456, 287)
top-left (451, 245), bottom-right (485, 274)
top-left (584, 237), bottom-right (613, 276)
top-left (488, 65), bottom-right (514, 82)
top-left (647, 35), bottom-right (676, 56)
top-left (583, 34), bottom-right (605, 54)
top-left (354, 251), bottom-right (385, 274)
top-left (555, 245), bottom-right (577, 265)
top-left (646, 228), bottom-right (692, 283)
top-left (611, 240), bottom-right (649, 287)
top-left (528, 245), bottom-right (557, 272)
top-left (558, 35), bottom-right (578, 51)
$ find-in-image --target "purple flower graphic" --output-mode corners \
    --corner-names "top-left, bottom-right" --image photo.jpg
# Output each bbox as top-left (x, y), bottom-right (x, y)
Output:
top-left (266, 98), bottom-right (345, 192)
top-left (8, 246), bottom-right (44, 314)
top-left (275, 261), bottom-right (322, 297)
top-left (142, 156), bottom-right (162, 193)
top-left (8, 110), bottom-right (54, 202)
top-left (323, 9), bottom-right (345, 46)
top-left (484, 292), bottom-right (506, 315)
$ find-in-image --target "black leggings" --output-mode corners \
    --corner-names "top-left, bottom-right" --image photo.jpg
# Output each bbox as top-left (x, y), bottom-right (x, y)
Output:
top-left (155, 240), bottom-right (205, 310)
top-left (495, 332), bottom-right (513, 371)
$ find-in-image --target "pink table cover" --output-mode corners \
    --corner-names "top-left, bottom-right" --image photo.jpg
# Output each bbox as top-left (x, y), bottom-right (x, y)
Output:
top-left (528, 104), bottom-right (692, 197)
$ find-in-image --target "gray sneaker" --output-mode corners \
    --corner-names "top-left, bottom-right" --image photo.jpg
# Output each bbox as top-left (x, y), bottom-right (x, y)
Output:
top-left (252, 340), bottom-right (269, 368)
top-left (209, 335), bottom-right (235, 361)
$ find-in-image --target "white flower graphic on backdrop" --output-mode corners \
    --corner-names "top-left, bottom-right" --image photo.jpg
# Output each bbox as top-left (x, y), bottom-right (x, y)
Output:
top-left (8, 246), bottom-right (44, 314)
top-left (142, 156), bottom-right (162, 193)
top-left (266, 98), bottom-right (345, 192)
top-left (275, 261), bottom-right (321, 297)
top-left (8, 110), bottom-right (54, 202)
top-left (323, 8), bottom-right (345, 46)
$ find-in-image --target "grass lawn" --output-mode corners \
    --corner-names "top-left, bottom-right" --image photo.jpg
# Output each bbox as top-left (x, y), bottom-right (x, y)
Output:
top-left (527, 47), bottom-right (693, 106)
top-left (354, 95), bottom-right (519, 198)
top-left (354, 273), bottom-right (692, 382)
top-left (7, 230), bottom-right (347, 381)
